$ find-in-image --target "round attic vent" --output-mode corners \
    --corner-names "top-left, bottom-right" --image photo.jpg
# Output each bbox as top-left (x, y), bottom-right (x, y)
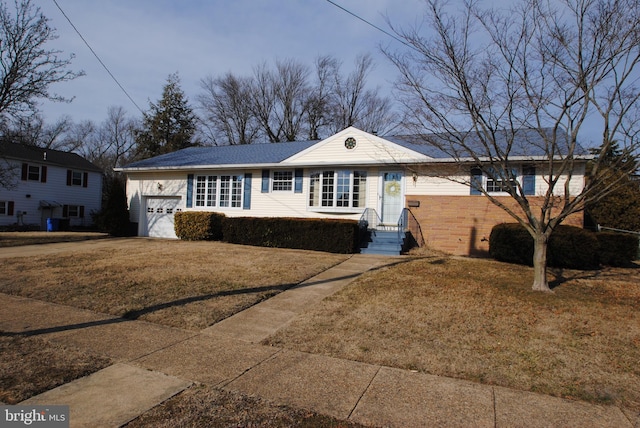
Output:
top-left (344, 137), bottom-right (357, 150)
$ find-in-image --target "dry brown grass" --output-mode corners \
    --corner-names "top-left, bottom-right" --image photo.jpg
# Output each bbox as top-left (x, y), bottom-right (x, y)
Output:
top-left (0, 239), bottom-right (348, 330)
top-left (0, 231), bottom-right (108, 247)
top-left (0, 335), bottom-right (111, 404)
top-left (265, 255), bottom-right (640, 412)
top-left (125, 384), bottom-right (366, 428)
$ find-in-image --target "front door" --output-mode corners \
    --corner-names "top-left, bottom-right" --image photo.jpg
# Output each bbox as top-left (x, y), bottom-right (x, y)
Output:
top-left (381, 172), bottom-right (403, 226)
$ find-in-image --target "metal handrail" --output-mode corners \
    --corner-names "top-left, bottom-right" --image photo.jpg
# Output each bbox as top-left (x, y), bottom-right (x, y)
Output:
top-left (359, 208), bottom-right (382, 231)
top-left (397, 208), bottom-right (426, 249)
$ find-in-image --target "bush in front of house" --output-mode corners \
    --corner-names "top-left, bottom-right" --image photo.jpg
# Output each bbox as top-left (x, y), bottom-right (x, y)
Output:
top-left (222, 217), bottom-right (360, 254)
top-left (596, 232), bottom-right (639, 266)
top-left (174, 211), bottom-right (225, 241)
top-left (489, 223), bottom-right (600, 269)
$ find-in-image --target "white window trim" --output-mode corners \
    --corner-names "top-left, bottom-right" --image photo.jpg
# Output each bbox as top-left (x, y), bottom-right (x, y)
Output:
top-left (307, 170), bottom-right (367, 214)
top-left (194, 174), bottom-right (244, 209)
top-left (272, 170), bottom-right (294, 192)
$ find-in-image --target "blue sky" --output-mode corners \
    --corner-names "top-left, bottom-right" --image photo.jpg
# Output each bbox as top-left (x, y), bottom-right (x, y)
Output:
top-left (37, 0), bottom-right (423, 125)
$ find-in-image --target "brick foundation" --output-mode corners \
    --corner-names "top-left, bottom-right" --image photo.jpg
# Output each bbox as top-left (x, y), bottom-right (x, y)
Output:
top-left (406, 195), bottom-right (584, 256)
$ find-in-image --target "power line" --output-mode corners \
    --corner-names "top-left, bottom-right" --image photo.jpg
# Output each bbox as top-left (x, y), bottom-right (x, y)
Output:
top-left (323, 0), bottom-right (417, 51)
top-left (52, 0), bottom-right (145, 115)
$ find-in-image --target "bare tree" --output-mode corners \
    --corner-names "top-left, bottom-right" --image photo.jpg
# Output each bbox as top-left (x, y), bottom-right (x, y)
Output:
top-left (249, 59), bottom-right (310, 142)
top-left (306, 55), bottom-right (339, 140)
top-left (198, 73), bottom-right (259, 145)
top-left (0, 0), bottom-right (82, 119)
top-left (330, 54), bottom-right (398, 135)
top-left (385, 0), bottom-right (640, 291)
top-left (4, 113), bottom-right (76, 150)
top-left (80, 106), bottom-right (137, 175)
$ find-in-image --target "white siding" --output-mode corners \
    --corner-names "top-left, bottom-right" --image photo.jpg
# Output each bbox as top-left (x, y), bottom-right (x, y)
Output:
top-left (285, 128), bottom-right (427, 166)
top-left (126, 172), bottom-right (187, 227)
top-left (0, 159), bottom-right (102, 228)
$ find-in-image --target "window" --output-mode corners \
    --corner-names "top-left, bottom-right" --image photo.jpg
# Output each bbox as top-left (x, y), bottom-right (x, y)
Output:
top-left (195, 174), bottom-right (243, 208)
top-left (272, 171), bottom-right (293, 191)
top-left (21, 163), bottom-right (46, 182)
top-left (309, 170), bottom-right (367, 210)
top-left (485, 167), bottom-right (517, 193)
top-left (63, 205), bottom-right (84, 218)
top-left (470, 166), bottom-right (535, 195)
top-left (0, 201), bottom-right (14, 216)
top-left (28, 165), bottom-right (41, 181)
top-left (67, 170), bottom-right (87, 187)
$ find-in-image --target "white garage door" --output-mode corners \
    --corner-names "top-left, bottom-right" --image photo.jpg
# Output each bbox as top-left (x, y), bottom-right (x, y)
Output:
top-left (145, 197), bottom-right (181, 238)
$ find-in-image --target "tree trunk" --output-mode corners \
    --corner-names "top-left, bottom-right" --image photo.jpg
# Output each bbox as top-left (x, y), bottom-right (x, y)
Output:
top-left (532, 234), bottom-right (552, 292)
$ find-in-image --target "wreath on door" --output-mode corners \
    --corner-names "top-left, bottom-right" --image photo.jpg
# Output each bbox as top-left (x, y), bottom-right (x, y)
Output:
top-left (385, 181), bottom-right (401, 196)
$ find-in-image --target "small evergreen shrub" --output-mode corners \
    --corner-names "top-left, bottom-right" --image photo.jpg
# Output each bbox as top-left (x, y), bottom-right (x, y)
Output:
top-left (222, 217), bottom-right (360, 253)
top-left (490, 223), bottom-right (600, 269)
top-left (174, 211), bottom-right (225, 241)
top-left (596, 232), bottom-right (639, 266)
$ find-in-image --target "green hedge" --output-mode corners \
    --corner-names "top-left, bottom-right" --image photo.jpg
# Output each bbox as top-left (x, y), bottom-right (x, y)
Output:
top-left (174, 211), bottom-right (225, 241)
top-left (489, 223), bottom-right (600, 269)
top-left (222, 217), bottom-right (360, 254)
top-left (596, 232), bottom-right (639, 266)
top-left (174, 213), bottom-right (360, 253)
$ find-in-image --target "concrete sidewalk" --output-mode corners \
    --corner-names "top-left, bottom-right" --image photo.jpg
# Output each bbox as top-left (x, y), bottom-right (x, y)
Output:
top-left (1, 254), bottom-right (637, 427)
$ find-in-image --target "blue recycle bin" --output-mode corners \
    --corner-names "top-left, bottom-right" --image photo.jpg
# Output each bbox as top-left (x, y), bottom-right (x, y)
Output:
top-left (46, 218), bottom-right (60, 232)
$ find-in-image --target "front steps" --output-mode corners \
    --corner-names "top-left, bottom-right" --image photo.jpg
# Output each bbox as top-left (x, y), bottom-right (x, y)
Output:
top-left (360, 230), bottom-right (405, 255)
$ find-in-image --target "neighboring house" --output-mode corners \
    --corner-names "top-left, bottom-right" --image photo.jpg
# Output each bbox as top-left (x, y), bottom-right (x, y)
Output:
top-left (0, 142), bottom-right (103, 230)
top-left (116, 127), bottom-right (588, 255)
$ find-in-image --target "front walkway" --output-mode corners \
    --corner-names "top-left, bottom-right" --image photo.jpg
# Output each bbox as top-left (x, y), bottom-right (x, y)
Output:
top-left (0, 244), bottom-right (636, 427)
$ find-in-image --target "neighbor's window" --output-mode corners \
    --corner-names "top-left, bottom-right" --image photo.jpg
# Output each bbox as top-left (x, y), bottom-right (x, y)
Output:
top-left (272, 171), bottom-right (293, 191)
top-left (28, 165), bottom-right (41, 181)
top-left (72, 171), bottom-right (83, 186)
top-left (63, 205), bottom-right (84, 218)
top-left (0, 201), bottom-right (6, 215)
top-left (309, 170), bottom-right (367, 209)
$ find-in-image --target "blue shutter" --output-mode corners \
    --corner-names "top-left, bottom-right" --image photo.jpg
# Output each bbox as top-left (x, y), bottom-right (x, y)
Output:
top-left (243, 173), bottom-right (252, 210)
top-left (470, 167), bottom-right (482, 195)
top-left (261, 169), bottom-right (270, 193)
top-left (294, 169), bottom-right (303, 193)
top-left (523, 166), bottom-right (535, 195)
top-left (186, 174), bottom-right (194, 208)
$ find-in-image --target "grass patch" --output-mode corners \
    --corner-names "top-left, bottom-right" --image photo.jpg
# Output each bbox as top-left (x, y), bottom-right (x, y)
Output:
top-left (125, 384), bottom-right (366, 428)
top-left (0, 239), bottom-right (348, 330)
top-left (0, 335), bottom-right (111, 404)
top-left (0, 232), bottom-right (108, 247)
top-left (264, 256), bottom-right (640, 412)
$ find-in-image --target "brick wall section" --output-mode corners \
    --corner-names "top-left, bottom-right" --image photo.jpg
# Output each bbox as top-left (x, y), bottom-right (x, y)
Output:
top-left (406, 195), bottom-right (584, 256)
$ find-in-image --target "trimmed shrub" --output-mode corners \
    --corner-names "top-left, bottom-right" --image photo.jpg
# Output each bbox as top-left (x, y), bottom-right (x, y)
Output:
top-left (490, 223), bottom-right (600, 269)
top-left (548, 225), bottom-right (599, 269)
top-left (489, 223), bottom-right (533, 265)
top-left (174, 211), bottom-right (225, 241)
top-left (222, 217), bottom-right (360, 254)
top-left (596, 232), bottom-right (639, 266)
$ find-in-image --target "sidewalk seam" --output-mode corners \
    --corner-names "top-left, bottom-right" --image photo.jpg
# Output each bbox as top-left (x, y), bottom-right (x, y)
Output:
top-left (217, 345), bottom-right (284, 389)
top-left (346, 365), bottom-right (382, 420)
top-left (492, 387), bottom-right (497, 428)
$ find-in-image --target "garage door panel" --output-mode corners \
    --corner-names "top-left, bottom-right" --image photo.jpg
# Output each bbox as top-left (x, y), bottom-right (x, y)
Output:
top-left (146, 197), bottom-right (180, 238)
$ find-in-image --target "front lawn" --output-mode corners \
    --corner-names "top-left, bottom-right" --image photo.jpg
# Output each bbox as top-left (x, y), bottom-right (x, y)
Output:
top-left (265, 256), bottom-right (640, 412)
top-left (0, 239), bottom-right (348, 330)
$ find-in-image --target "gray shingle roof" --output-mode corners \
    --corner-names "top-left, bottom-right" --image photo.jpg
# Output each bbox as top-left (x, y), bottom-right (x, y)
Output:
top-left (386, 128), bottom-right (589, 159)
top-left (0, 141), bottom-right (102, 172)
top-left (119, 128), bottom-right (590, 171)
top-left (122, 140), bottom-right (319, 169)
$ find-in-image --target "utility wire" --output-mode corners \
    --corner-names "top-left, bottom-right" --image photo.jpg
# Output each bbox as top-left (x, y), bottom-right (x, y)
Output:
top-left (323, 0), bottom-right (417, 51)
top-left (52, 0), bottom-right (145, 115)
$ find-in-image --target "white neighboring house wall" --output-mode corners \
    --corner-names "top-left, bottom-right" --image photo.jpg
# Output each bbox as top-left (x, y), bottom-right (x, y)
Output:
top-left (0, 148), bottom-right (103, 229)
